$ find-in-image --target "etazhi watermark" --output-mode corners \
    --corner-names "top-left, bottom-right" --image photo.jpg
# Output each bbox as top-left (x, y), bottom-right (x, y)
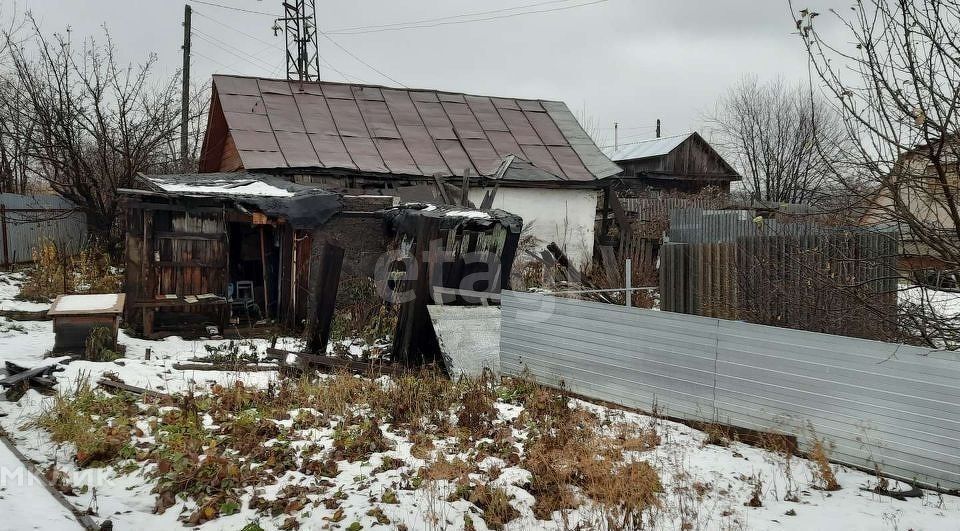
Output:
top-left (0, 463), bottom-right (116, 489)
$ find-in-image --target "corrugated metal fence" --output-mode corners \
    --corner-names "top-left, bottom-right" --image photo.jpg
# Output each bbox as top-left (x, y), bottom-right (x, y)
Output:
top-left (0, 194), bottom-right (87, 266)
top-left (500, 290), bottom-right (960, 490)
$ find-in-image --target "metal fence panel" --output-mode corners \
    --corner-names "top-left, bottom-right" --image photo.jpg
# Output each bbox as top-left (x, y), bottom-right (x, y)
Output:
top-left (500, 290), bottom-right (960, 490)
top-left (0, 194), bottom-right (87, 265)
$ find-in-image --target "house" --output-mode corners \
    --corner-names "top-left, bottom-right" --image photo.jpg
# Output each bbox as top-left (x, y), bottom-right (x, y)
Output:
top-left (858, 140), bottom-right (960, 282)
top-left (198, 75), bottom-right (621, 270)
top-left (603, 132), bottom-right (740, 194)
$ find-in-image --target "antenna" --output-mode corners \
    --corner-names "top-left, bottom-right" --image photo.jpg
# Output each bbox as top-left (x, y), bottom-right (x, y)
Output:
top-left (273, 1), bottom-right (321, 82)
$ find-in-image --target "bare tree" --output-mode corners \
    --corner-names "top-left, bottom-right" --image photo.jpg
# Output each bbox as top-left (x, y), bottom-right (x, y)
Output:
top-left (707, 76), bottom-right (846, 205)
top-left (792, 0), bottom-right (960, 347)
top-left (1, 16), bottom-right (187, 251)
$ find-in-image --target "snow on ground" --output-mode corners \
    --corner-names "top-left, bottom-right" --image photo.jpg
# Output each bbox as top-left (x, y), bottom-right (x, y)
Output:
top-left (0, 272), bottom-right (958, 530)
top-left (0, 272), bottom-right (50, 312)
top-left (0, 440), bottom-right (82, 531)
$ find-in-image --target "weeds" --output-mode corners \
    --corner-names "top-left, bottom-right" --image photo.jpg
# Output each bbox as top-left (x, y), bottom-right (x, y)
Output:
top-left (19, 240), bottom-right (121, 301)
top-left (809, 439), bottom-right (841, 491)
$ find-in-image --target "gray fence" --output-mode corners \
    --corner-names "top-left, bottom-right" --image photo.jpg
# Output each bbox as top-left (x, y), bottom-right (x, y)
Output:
top-left (500, 290), bottom-right (960, 490)
top-left (668, 208), bottom-right (824, 244)
top-left (0, 194), bottom-right (87, 266)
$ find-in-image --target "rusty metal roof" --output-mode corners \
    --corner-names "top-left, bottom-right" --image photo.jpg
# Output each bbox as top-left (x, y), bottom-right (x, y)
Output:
top-left (208, 75), bottom-right (621, 182)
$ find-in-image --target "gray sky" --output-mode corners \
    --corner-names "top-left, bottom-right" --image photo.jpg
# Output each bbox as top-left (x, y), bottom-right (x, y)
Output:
top-left (5, 0), bottom-right (846, 149)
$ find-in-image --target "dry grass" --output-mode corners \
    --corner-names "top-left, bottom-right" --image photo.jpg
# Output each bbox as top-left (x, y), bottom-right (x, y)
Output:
top-left (809, 439), bottom-right (841, 491)
top-left (30, 371), bottom-right (668, 527)
top-left (19, 240), bottom-right (122, 301)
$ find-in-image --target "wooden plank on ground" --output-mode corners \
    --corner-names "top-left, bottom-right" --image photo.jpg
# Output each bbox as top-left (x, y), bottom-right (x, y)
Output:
top-left (266, 348), bottom-right (409, 377)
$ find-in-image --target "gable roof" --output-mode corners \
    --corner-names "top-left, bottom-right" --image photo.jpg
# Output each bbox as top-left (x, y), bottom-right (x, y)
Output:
top-left (602, 132), bottom-right (694, 162)
top-left (200, 75), bottom-right (621, 182)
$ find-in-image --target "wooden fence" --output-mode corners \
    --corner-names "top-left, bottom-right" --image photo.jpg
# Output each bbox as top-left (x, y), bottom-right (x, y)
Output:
top-left (660, 231), bottom-right (899, 340)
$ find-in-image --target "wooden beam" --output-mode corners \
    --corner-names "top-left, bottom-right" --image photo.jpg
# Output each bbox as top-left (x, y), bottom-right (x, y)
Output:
top-left (304, 242), bottom-right (345, 353)
top-left (260, 226), bottom-right (270, 320)
top-left (432, 173), bottom-right (452, 204)
top-left (97, 378), bottom-right (170, 399)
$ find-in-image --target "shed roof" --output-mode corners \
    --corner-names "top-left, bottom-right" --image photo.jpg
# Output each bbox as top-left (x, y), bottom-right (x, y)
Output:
top-left (201, 75), bottom-right (621, 182)
top-left (602, 132), bottom-right (694, 162)
top-left (130, 172), bottom-right (342, 229)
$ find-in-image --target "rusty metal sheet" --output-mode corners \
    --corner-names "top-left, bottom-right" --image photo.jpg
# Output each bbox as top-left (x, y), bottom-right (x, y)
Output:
top-left (237, 149), bottom-right (287, 168)
top-left (262, 93), bottom-right (305, 132)
top-left (437, 92), bottom-right (466, 103)
top-left (487, 131), bottom-right (524, 158)
top-left (383, 89), bottom-right (424, 127)
top-left (517, 99), bottom-right (545, 112)
top-left (327, 98), bottom-right (370, 138)
top-left (320, 83), bottom-right (354, 99)
top-left (435, 139), bottom-right (476, 176)
top-left (465, 96), bottom-right (508, 132)
top-left (342, 136), bottom-right (387, 173)
top-left (276, 131), bottom-right (321, 167)
top-left (224, 112), bottom-right (272, 132)
top-left (520, 144), bottom-right (563, 178)
top-left (289, 80), bottom-right (324, 96)
top-left (547, 146), bottom-right (592, 181)
top-left (220, 94), bottom-right (266, 115)
top-left (442, 102), bottom-right (485, 139)
top-left (213, 75), bottom-right (260, 95)
top-left (409, 91), bottom-right (439, 103)
top-left (525, 111), bottom-right (566, 146)
top-left (294, 94), bottom-right (339, 135)
top-left (461, 138), bottom-right (502, 175)
top-left (542, 100), bottom-right (621, 179)
top-left (397, 124), bottom-right (449, 175)
top-left (231, 130), bottom-right (281, 152)
top-left (309, 134), bottom-right (356, 170)
top-left (357, 99), bottom-right (400, 139)
top-left (414, 101), bottom-right (457, 140)
top-left (258, 79), bottom-right (293, 95)
top-left (352, 86), bottom-right (384, 101)
top-left (374, 138), bottom-right (420, 175)
top-left (491, 97), bottom-right (521, 110)
top-left (499, 109), bottom-right (542, 145)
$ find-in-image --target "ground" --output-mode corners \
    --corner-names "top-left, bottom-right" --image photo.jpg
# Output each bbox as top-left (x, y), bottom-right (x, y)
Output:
top-left (0, 272), bottom-right (958, 531)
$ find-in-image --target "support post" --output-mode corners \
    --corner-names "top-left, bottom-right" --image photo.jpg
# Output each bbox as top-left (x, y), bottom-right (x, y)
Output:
top-left (181, 4), bottom-right (192, 170)
top-left (304, 242), bottom-right (345, 354)
top-left (259, 226), bottom-right (270, 320)
top-left (0, 204), bottom-right (9, 269)
top-left (625, 258), bottom-right (632, 307)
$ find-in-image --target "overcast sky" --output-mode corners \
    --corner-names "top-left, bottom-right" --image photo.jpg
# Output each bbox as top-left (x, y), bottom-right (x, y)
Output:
top-left (4, 0), bottom-right (847, 148)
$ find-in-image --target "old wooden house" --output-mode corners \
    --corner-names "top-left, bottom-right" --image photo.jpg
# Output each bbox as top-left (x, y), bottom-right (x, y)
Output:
top-left (197, 74), bottom-right (620, 270)
top-left (604, 132), bottom-right (740, 193)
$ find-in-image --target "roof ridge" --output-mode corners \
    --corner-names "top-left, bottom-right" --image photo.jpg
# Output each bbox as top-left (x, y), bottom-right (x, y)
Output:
top-left (212, 73), bottom-right (566, 104)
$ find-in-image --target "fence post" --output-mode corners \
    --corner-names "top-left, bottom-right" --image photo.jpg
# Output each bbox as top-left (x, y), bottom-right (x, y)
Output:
top-left (625, 258), bottom-right (632, 307)
top-left (0, 204), bottom-right (8, 269)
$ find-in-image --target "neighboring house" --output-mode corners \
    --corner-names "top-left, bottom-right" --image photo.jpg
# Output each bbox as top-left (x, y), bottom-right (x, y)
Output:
top-left (603, 132), bottom-right (740, 194)
top-left (859, 142), bottom-right (960, 278)
top-left (199, 75), bottom-right (621, 269)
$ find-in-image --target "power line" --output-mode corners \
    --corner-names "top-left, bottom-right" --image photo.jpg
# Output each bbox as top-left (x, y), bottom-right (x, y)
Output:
top-left (195, 8), bottom-right (360, 83)
top-left (317, 30), bottom-right (406, 87)
top-left (324, 0), bottom-right (580, 33)
top-left (192, 29), bottom-right (278, 72)
top-left (325, 0), bottom-right (611, 35)
top-left (187, 0), bottom-right (276, 17)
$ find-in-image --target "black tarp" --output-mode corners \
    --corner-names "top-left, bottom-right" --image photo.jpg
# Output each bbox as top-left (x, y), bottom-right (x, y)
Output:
top-left (138, 172), bottom-right (342, 229)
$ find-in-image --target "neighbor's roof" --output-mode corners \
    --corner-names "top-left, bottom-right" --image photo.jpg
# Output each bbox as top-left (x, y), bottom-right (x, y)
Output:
top-left (603, 132), bottom-right (694, 162)
top-left (202, 74), bottom-right (621, 182)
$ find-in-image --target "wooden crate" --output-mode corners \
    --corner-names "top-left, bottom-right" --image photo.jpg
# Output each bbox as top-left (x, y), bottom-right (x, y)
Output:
top-left (47, 294), bottom-right (126, 351)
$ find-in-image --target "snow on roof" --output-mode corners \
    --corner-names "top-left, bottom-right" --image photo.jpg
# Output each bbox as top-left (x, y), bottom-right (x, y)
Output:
top-left (602, 132), bottom-right (694, 162)
top-left (147, 177), bottom-right (295, 197)
top-left (444, 209), bottom-right (491, 219)
top-left (48, 293), bottom-right (125, 315)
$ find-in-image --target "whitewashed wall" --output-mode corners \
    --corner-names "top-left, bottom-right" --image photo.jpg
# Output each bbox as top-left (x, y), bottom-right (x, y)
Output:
top-left (469, 187), bottom-right (598, 270)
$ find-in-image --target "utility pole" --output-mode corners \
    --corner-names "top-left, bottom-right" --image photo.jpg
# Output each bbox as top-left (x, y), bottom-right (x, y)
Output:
top-left (181, 4), bottom-right (192, 171)
top-left (274, 0), bottom-right (321, 82)
top-left (614, 122), bottom-right (618, 150)
top-left (655, 119), bottom-right (661, 139)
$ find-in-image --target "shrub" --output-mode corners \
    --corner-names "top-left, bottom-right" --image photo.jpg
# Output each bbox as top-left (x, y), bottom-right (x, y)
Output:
top-left (84, 326), bottom-right (122, 362)
top-left (809, 439), bottom-right (841, 491)
top-left (20, 240), bottom-right (122, 301)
